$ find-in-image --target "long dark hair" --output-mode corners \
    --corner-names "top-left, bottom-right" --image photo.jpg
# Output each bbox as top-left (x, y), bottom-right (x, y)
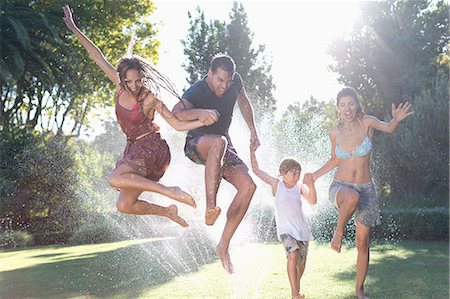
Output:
top-left (336, 87), bottom-right (365, 123)
top-left (116, 55), bottom-right (180, 101)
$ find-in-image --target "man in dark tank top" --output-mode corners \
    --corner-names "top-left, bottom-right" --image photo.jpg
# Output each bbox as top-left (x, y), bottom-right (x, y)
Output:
top-left (172, 54), bottom-right (260, 274)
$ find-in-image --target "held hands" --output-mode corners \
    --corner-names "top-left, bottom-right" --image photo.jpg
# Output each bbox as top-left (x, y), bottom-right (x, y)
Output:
top-left (62, 5), bottom-right (76, 30)
top-left (303, 173), bottom-right (315, 187)
top-left (392, 102), bottom-right (414, 122)
top-left (199, 109), bottom-right (220, 126)
top-left (250, 132), bottom-right (260, 151)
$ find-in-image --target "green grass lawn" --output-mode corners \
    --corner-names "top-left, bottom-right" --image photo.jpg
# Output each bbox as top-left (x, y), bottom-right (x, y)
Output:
top-left (0, 239), bottom-right (448, 299)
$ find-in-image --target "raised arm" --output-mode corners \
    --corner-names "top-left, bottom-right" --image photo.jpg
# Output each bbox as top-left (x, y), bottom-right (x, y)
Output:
top-left (250, 149), bottom-right (278, 196)
top-left (172, 99), bottom-right (219, 125)
top-left (62, 5), bottom-right (118, 87)
top-left (364, 102), bottom-right (414, 133)
top-left (312, 128), bottom-right (340, 181)
top-left (237, 87), bottom-right (260, 151)
top-left (301, 173), bottom-right (317, 205)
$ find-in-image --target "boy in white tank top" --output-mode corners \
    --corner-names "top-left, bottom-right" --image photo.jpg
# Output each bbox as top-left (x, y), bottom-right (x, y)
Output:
top-left (250, 149), bottom-right (317, 299)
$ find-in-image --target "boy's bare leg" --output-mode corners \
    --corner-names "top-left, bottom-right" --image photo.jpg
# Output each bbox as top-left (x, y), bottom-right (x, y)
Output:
top-left (333, 187), bottom-right (360, 252)
top-left (109, 164), bottom-right (196, 208)
top-left (197, 135), bottom-right (227, 225)
top-left (355, 222), bottom-right (371, 299)
top-left (296, 259), bottom-right (306, 298)
top-left (214, 165), bottom-right (256, 274)
top-left (116, 189), bottom-right (188, 227)
top-left (287, 250), bottom-right (300, 298)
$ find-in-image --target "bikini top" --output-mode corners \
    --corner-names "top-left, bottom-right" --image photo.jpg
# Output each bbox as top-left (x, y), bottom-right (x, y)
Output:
top-left (335, 136), bottom-right (372, 160)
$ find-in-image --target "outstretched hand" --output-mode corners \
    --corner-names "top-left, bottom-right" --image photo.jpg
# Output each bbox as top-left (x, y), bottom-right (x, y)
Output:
top-left (392, 102), bottom-right (414, 122)
top-left (62, 5), bottom-right (76, 30)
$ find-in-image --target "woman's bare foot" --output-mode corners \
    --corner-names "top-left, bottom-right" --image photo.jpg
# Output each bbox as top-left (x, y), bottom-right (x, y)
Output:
top-left (169, 186), bottom-right (196, 208)
top-left (205, 207), bottom-right (221, 226)
top-left (356, 286), bottom-right (370, 299)
top-left (167, 204), bottom-right (189, 227)
top-left (215, 244), bottom-right (234, 274)
top-left (331, 230), bottom-right (343, 253)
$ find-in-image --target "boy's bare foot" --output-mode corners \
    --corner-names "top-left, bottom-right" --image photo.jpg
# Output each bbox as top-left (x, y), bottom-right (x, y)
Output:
top-left (170, 186), bottom-right (196, 208)
top-left (292, 295), bottom-right (305, 299)
top-left (205, 207), bottom-right (221, 226)
top-left (167, 204), bottom-right (189, 227)
top-left (356, 286), bottom-right (370, 299)
top-left (331, 230), bottom-right (343, 253)
top-left (215, 244), bottom-right (234, 274)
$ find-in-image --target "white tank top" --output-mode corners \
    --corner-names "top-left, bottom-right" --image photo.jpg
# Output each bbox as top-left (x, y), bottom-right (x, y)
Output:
top-left (274, 180), bottom-right (313, 241)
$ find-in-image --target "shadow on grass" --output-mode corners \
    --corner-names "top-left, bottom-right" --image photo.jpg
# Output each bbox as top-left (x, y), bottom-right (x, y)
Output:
top-left (1, 225), bottom-right (216, 298)
top-left (332, 240), bottom-right (449, 299)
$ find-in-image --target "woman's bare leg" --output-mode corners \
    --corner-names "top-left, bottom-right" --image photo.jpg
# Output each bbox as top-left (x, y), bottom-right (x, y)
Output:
top-left (332, 187), bottom-right (360, 252)
top-left (355, 221), bottom-right (371, 299)
top-left (116, 188), bottom-right (188, 227)
top-left (109, 163), bottom-right (196, 208)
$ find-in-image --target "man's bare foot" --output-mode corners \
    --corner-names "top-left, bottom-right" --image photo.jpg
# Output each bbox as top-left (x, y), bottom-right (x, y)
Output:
top-left (170, 186), bottom-right (196, 208)
top-left (215, 245), bottom-right (234, 274)
top-left (205, 207), bottom-right (221, 226)
top-left (331, 230), bottom-right (343, 253)
top-left (167, 204), bottom-right (189, 227)
top-left (356, 286), bottom-right (370, 299)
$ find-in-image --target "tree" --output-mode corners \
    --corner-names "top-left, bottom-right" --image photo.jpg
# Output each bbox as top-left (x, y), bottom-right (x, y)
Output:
top-left (181, 2), bottom-right (276, 119)
top-left (0, 0), bottom-right (158, 136)
top-left (329, 0), bottom-right (449, 117)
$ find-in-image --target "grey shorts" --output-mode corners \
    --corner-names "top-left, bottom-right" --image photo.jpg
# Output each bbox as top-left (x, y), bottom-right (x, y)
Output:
top-left (329, 179), bottom-right (381, 227)
top-left (280, 234), bottom-right (308, 263)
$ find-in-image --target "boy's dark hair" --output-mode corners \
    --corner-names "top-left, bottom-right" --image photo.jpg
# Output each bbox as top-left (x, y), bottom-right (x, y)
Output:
top-left (279, 158), bottom-right (302, 175)
top-left (210, 53), bottom-right (235, 75)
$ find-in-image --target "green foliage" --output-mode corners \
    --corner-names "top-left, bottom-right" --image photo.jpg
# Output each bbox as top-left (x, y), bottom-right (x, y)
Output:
top-left (182, 2), bottom-right (276, 118)
top-left (0, 131), bottom-right (81, 244)
top-left (0, 230), bottom-right (33, 249)
top-left (309, 204), bottom-right (449, 242)
top-left (373, 207), bottom-right (449, 241)
top-left (373, 73), bottom-right (449, 201)
top-left (1, 0), bottom-right (158, 135)
top-left (273, 97), bottom-right (336, 163)
top-left (69, 218), bottom-right (127, 244)
top-left (329, 0), bottom-right (449, 117)
top-left (0, 129), bottom-right (120, 245)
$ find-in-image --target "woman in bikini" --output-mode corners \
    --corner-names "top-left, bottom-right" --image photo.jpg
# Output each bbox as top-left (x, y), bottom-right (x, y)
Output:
top-left (312, 87), bottom-right (413, 299)
top-left (63, 5), bottom-right (218, 227)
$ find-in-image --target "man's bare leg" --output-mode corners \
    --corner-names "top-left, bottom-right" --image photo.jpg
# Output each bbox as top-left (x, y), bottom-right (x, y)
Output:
top-left (332, 187), bottom-right (360, 252)
top-left (214, 165), bottom-right (256, 273)
top-left (355, 222), bottom-right (371, 299)
top-left (197, 135), bottom-right (227, 225)
top-left (109, 164), bottom-right (196, 208)
top-left (116, 189), bottom-right (188, 227)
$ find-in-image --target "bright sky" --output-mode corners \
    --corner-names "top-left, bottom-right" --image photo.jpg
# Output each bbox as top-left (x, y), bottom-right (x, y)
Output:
top-left (152, 0), bottom-right (361, 118)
